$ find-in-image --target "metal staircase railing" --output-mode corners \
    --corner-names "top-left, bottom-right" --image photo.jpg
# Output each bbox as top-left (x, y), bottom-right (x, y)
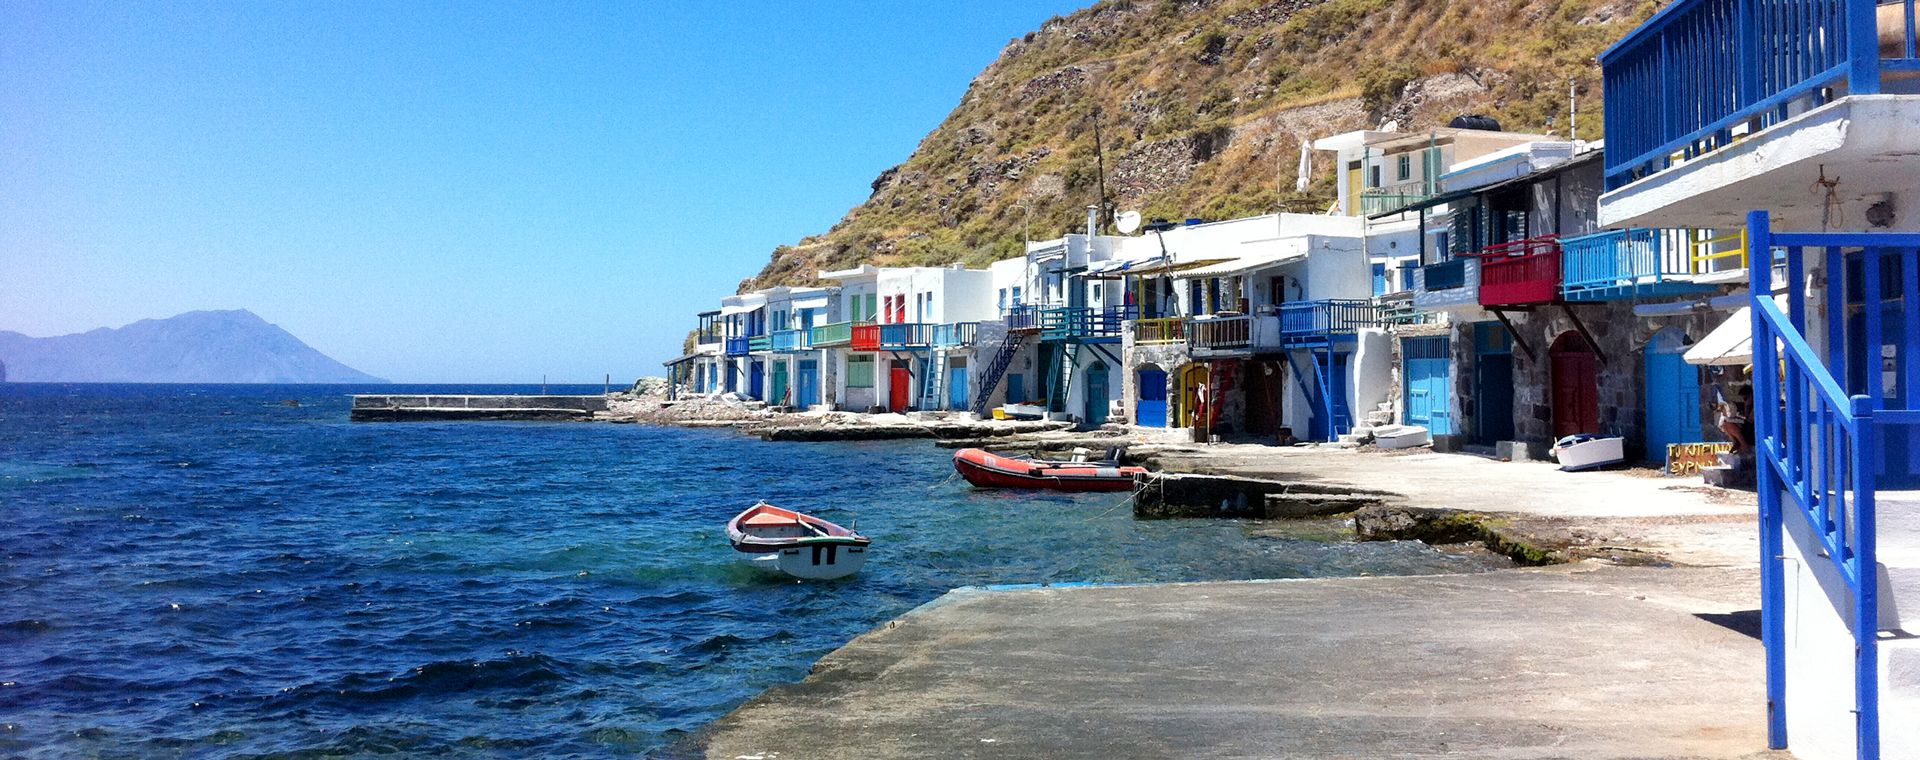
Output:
top-left (970, 333), bottom-right (1025, 417)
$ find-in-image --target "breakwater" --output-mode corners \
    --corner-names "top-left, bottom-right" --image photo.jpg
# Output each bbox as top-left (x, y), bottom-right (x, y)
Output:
top-left (349, 393), bottom-right (609, 421)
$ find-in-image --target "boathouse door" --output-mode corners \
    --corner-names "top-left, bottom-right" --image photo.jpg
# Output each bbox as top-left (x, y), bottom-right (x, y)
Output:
top-left (1083, 361), bottom-right (1110, 426)
top-left (1136, 366), bottom-right (1168, 428)
top-left (796, 359), bottom-right (819, 408)
top-left (748, 361), bottom-right (765, 400)
top-left (1403, 336), bottom-right (1453, 436)
top-left (1473, 324), bottom-right (1514, 445)
top-left (1550, 332), bottom-right (1600, 439)
top-left (771, 361), bottom-right (790, 406)
top-left (888, 360), bottom-right (911, 412)
top-left (1643, 328), bottom-right (1698, 461)
top-left (1307, 352), bottom-right (1352, 441)
top-left (947, 359), bottom-right (969, 411)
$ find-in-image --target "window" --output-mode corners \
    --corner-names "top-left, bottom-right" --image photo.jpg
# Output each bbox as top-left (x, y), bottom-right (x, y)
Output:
top-left (1372, 263), bottom-right (1389, 296)
top-left (998, 288), bottom-right (1008, 312)
top-left (1369, 164), bottom-right (1381, 188)
top-left (847, 356), bottom-right (875, 387)
top-left (1011, 286), bottom-right (1023, 306)
top-left (1397, 154), bottom-right (1411, 182)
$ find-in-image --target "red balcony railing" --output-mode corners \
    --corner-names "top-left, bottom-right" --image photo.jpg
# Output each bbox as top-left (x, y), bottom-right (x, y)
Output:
top-left (1472, 235), bottom-right (1563, 307)
top-left (850, 324), bottom-right (881, 352)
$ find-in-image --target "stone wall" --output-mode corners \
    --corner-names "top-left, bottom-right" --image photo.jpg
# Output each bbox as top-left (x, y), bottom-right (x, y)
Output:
top-left (1120, 333), bottom-right (1192, 426)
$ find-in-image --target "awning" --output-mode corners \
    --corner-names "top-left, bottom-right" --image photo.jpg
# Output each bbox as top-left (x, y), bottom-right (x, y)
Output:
top-left (792, 296), bottom-right (831, 311)
top-left (1683, 295), bottom-right (1785, 366)
top-left (719, 303), bottom-right (762, 316)
top-left (1684, 308), bottom-right (1752, 366)
top-left (1175, 248), bottom-right (1308, 279)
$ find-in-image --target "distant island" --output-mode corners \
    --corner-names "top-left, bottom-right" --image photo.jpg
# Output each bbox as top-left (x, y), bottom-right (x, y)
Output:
top-left (0, 309), bottom-right (388, 384)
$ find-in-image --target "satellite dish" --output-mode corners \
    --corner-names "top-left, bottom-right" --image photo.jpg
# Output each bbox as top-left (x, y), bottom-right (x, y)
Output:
top-left (1115, 210), bottom-right (1143, 235)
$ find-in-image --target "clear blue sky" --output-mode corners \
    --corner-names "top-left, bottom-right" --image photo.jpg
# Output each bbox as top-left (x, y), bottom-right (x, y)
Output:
top-left (0, 1), bottom-right (1077, 383)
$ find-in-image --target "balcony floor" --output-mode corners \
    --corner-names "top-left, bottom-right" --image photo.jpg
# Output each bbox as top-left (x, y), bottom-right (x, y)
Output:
top-left (1600, 95), bottom-right (1920, 232)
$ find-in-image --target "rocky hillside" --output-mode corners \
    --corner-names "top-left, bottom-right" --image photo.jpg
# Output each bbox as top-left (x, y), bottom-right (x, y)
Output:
top-left (744, 0), bottom-right (1647, 290)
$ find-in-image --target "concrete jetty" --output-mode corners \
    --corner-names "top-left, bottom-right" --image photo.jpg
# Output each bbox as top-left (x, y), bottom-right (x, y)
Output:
top-left (348, 394), bottom-right (609, 421)
top-left (668, 564), bottom-right (1773, 760)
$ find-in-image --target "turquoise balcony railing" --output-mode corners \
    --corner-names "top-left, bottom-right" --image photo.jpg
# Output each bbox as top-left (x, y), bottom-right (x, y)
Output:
top-left (1040, 305), bottom-right (1133, 341)
top-left (809, 320), bottom-right (855, 347)
top-left (748, 334), bottom-right (772, 353)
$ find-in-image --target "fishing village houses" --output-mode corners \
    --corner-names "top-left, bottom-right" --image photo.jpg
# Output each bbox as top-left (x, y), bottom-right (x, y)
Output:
top-left (661, 1), bottom-right (1920, 756)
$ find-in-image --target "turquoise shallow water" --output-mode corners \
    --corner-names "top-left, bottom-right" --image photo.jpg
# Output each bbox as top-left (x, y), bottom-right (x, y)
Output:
top-left (0, 383), bottom-right (1492, 758)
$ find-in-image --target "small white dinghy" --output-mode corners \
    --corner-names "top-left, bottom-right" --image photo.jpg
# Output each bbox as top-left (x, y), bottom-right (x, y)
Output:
top-left (725, 501), bottom-right (870, 580)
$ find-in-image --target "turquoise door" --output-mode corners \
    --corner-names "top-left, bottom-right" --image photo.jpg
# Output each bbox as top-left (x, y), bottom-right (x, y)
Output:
top-left (1084, 361), bottom-right (1110, 425)
top-left (797, 359), bottom-right (819, 407)
top-left (1137, 367), bottom-right (1168, 427)
top-left (947, 363), bottom-right (969, 410)
top-left (1402, 337), bottom-right (1452, 435)
top-left (1643, 329), bottom-right (1699, 462)
top-left (771, 362), bottom-right (789, 406)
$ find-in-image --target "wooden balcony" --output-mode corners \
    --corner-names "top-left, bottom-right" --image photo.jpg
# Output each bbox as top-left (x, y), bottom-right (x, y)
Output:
top-left (1374, 292), bottom-right (1432, 326)
top-left (852, 323), bottom-right (932, 351)
top-left (724, 336), bottom-right (752, 357)
top-left (1132, 316), bottom-right (1185, 345)
top-left (1473, 236), bottom-right (1563, 308)
top-left (1186, 314), bottom-right (1259, 357)
top-left (1279, 300), bottom-right (1378, 346)
top-left (850, 324), bottom-right (881, 352)
top-left (1004, 304), bottom-right (1043, 332)
top-left (748, 334), bottom-right (773, 353)
top-left (931, 322), bottom-right (979, 349)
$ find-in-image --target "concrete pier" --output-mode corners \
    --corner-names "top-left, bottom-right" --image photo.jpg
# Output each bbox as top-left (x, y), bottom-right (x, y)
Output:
top-left (348, 394), bottom-right (608, 421)
top-left (668, 564), bottom-right (1776, 760)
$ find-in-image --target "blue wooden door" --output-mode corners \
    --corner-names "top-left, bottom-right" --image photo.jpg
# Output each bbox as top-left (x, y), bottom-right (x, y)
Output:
top-left (797, 360), bottom-right (819, 407)
top-left (1402, 337), bottom-right (1452, 435)
top-left (1006, 373), bottom-right (1027, 405)
top-left (748, 361), bottom-right (764, 400)
top-left (947, 364), bottom-right (969, 410)
top-left (1308, 352), bottom-right (1352, 441)
top-left (1084, 361), bottom-right (1110, 425)
top-left (1137, 368), bottom-right (1168, 427)
top-left (1643, 329), bottom-right (1699, 462)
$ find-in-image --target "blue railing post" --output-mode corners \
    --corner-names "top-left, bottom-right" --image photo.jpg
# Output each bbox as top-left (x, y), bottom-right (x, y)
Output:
top-left (1850, 393), bottom-right (1880, 760)
top-left (1848, 0), bottom-right (1882, 94)
top-left (1749, 210), bottom-right (1790, 751)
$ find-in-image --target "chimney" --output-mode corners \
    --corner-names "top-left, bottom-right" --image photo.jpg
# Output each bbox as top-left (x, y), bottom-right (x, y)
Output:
top-left (1086, 205), bottom-right (1100, 237)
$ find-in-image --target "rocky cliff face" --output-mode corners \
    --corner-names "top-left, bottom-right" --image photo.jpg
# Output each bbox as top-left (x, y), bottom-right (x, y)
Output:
top-left (744, 0), bottom-right (1645, 290)
top-left (0, 310), bottom-right (388, 384)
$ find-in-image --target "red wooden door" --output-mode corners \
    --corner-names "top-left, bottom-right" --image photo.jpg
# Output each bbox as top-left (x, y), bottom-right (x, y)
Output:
top-left (889, 363), bottom-right (911, 412)
top-left (1549, 333), bottom-right (1599, 439)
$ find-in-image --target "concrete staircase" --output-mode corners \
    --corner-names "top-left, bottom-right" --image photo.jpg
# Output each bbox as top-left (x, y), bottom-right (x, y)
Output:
top-left (1338, 402), bottom-right (1397, 445)
top-left (1701, 450), bottom-right (1755, 489)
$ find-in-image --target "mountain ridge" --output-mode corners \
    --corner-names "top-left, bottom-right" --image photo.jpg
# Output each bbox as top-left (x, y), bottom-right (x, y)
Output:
top-left (0, 309), bottom-right (389, 384)
top-left (740, 0), bottom-right (1646, 291)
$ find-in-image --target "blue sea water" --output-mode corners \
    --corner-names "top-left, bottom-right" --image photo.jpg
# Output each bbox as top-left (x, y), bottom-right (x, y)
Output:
top-left (0, 383), bottom-right (1493, 758)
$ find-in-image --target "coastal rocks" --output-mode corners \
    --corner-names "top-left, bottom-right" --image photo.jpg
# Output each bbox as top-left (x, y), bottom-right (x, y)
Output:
top-left (1353, 505), bottom-right (1561, 566)
top-left (1133, 473), bottom-right (1396, 519)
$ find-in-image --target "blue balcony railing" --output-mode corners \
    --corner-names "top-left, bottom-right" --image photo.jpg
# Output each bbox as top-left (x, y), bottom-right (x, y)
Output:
top-left (770, 328), bottom-right (811, 352)
top-left (1561, 228), bottom-right (1718, 300)
top-left (1004, 304), bottom-right (1042, 331)
top-left (878, 322), bottom-right (932, 348)
top-left (1279, 300), bottom-right (1378, 345)
top-left (931, 322), bottom-right (979, 348)
top-left (1601, 0), bottom-right (1920, 189)
top-left (724, 336), bottom-right (751, 357)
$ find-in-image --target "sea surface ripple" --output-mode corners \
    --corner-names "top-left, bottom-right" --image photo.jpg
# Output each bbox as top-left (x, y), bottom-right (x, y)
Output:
top-left (0, 383), bottom-right (1495, 757)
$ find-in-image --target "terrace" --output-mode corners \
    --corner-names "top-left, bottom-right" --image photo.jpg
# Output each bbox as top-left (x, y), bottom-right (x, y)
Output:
top-left (725, 336), bottom-right (752, 357)
top-left (1279, 300), bottom-right (1379, 346)
top-left (852, 323), bottom-right (932, 351)
top-left (1185, 314), bottom-right (1281, 357)
top-left (748, 334), bottom-right (773, 353)
top-left (1004, 304), bottom-right (1043, 332)
top-left (1599, 0), bottom-right (1920, 228)
top-left (1359, 181), bottom-right (1435, 218)
top-left (1560, 228), bottom-right (1721, 301)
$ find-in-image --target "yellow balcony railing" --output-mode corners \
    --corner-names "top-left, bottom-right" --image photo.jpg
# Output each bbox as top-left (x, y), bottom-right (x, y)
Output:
top-left (1132, 317), bottom-right (1185, 345)
top-left (1688, 229), bottom-right (1748, 275)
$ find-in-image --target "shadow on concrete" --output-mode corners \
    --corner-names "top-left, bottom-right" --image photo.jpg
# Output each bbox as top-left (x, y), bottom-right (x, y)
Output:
top-left (1696, 609), bottom-right (1762, 640)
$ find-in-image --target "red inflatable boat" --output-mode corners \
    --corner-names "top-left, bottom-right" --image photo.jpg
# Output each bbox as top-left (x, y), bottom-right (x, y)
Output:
top-left (952, 447), bottom-right (1147, 492)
